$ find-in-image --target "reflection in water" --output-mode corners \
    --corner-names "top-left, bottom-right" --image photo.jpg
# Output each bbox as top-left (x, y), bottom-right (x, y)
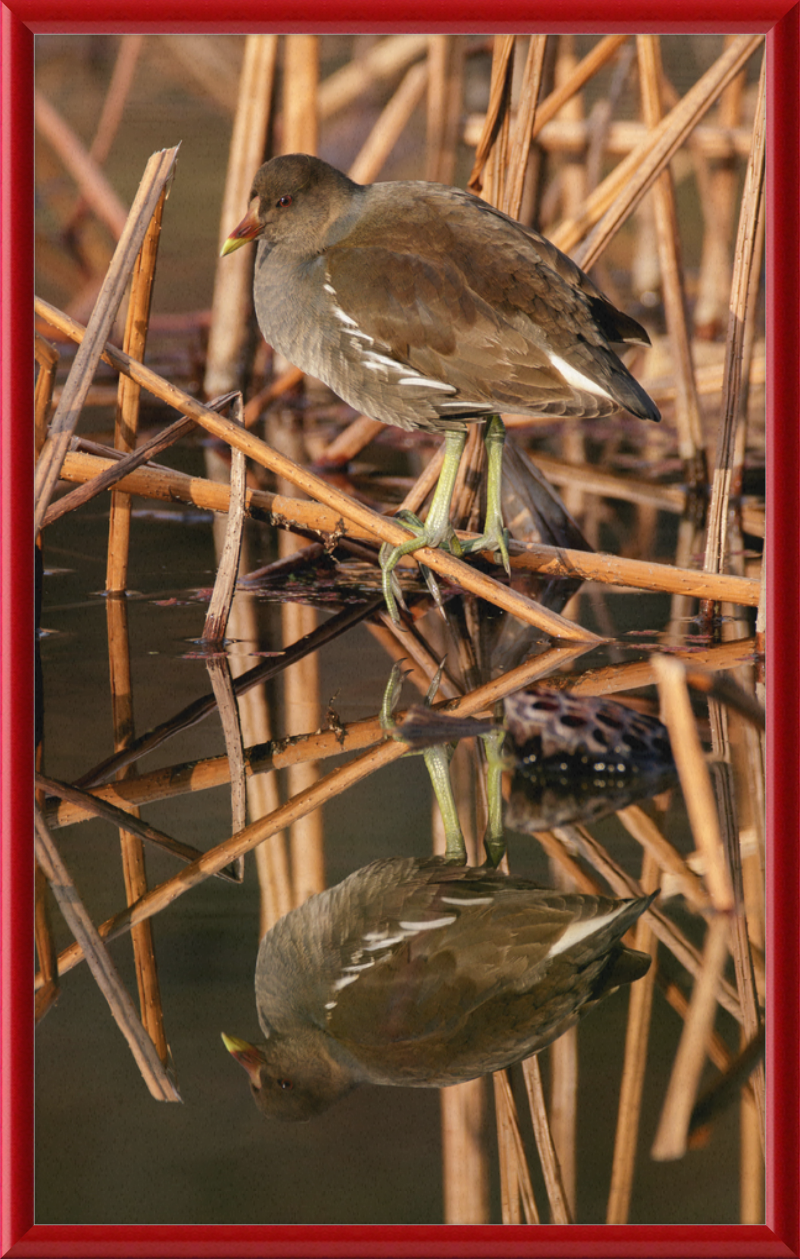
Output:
top-left (502, 689), bottom-right (677, 832)
top-left (223, 856), bottom-right (655, 1121)
top-left (395, 684), bottom-right (678, 834)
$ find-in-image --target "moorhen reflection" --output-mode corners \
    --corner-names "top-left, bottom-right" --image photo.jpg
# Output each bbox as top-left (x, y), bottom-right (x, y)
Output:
top-left (223, 856), bottom-right (654, 1122)
top-left (221, 153), bottom-right (659, 620)
top-left (396, 684), bottom-right (678, 834)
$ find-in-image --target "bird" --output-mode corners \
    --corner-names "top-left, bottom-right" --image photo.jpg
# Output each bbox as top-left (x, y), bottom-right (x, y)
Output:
top-left (221, 153), bottom-right (661, 621)
top-left (222, 855), bottom-right (655, 1122)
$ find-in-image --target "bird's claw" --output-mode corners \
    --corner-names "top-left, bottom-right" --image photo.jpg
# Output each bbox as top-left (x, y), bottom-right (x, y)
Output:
top-left (418, 562), bottom-right (447, 619)
top-left (460, 524), bottom-right (511, 575)
top-left (425, 659), bottom-right (447, 706)
top-left (379, 554), bottom-right (408, 626)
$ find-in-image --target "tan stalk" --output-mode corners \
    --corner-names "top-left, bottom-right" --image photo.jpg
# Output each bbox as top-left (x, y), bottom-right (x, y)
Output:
top-left (703, 55), bottom-right (766, 578)
top-left (106, 593), bottom-right (169, 1064)
top-left (502, 35), bottom-right (548, 220)
top-left (349, 61), bottom-right (429, 184)
top-left (34, 334), bottom-right (59, 458)
top-left (468, 35), bottom-right (516, 194)
top-left (34, 89), bottom-right (129, 238)
top-left (549, 36), bottom-right (763, 263)
top-left (34, 147), bottom-right (180, 530)
top-left (34, 861), bottom-right (59, 1023)
top-left (426, 37), bottom-right (465, 186)
top-left (636, 36), bottom-right (705, 470)
top-left (606, 851), bottom-right (660, 1222)
top-left (651, 914), bottom-right (731, 1160)
top-left (493, 1070), bottom-right (539, 1223)
top-left (521, 1055), bottom-right (573, 1223)
top-left (653, 655), bottom-right (735, 911)
top-left (34, 808), bottom-right (180, 1102)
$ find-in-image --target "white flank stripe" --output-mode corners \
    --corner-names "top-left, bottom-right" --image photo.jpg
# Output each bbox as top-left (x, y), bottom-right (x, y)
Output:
top-left (332, 307), bottom-right (358, 327)
top-left (548, 352), bottom-right (614, 401)
top-left (440, 894), bottom-right (494, 906)
top-left (436, 398), bottom-right (489, 410)
top-left (333, 972), bottom-right (360, 992)
top-left (548, 908), bottom-right (625, 958)
top-left (398, 915), bottom-right (456, 932)
top-left (363, 933), bottom-right (406, 951)
top-left (397, 376), bottom-right (455, 392)
top-left (362, 350), bottom-right (401, 372)
top-left (343, 960), bottom-right (375, 973)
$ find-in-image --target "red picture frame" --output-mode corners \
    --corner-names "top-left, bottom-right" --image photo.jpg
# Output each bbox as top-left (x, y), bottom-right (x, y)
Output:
top-left (3, 4), bottom-right (798, 1255)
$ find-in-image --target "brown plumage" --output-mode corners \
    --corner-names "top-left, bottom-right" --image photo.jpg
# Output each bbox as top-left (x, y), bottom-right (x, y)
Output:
top-left (223, 856), bottom-right (655, 1122)
top-left (222, 153), bottom-right (659, 619)
top-left (222, 153), bottom-right (660, 434)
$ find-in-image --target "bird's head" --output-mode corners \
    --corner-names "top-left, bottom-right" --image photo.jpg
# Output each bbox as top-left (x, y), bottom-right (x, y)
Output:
top-left (221, 1030), bottom-right (358, 1122)
top-left (220, 154), bottom-right (360, 257)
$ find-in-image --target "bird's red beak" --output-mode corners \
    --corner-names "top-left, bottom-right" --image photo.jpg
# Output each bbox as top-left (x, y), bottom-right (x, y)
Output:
top-left (221, 1033), bottom-right (263, 1087)
top-left (220, 200), bottom-right (262, 256)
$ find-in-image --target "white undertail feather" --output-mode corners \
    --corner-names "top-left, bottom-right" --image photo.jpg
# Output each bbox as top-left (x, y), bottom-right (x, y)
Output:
top-left (548, 906), bottom-right (628, 958)
top-left (547, 352), bottom-right (615, 401)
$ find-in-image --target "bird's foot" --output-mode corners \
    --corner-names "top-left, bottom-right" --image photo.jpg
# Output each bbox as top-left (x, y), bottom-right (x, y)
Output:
top-left (460, 521), bottom-right (511, 575)
top-left (379, 661), bottom-right (466, 862)
top-left (380, 659), bottom-right (446, 736)
top-left (379, 509), bottom-right (461, 625)
top-left (424, 742), bottom-right (467, 864)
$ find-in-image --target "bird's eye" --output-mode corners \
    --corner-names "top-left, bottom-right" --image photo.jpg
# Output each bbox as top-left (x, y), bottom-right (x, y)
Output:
top-left (277, 1078), bottom-right (293, 1090)
top-left (276, 195), bottom-right (293, 208)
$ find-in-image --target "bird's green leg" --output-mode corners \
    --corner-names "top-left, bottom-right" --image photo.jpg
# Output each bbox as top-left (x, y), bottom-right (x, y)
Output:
top-left (379, 660), bottom-right (409, 732)
top-left (423, 744), bottom-right (467, 864)
top-left (379, 428), bottom-right (466, 624)
top-left (481, 728), bottom-right (507, 868)
top-left (379, 661), bottom-right (467, 864)
top-left (460, 414), bottom-right (511, 574)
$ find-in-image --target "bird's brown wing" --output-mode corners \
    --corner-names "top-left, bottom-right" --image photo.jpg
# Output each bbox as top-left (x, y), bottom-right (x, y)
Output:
top-left (325, 243), bottom-right (574, 415)
top-left (325, 203), bottom-right (658, 421)
top-left (325, 874), bottom-right (582, 1048)
top-left (465, 197), bottom-right (653, 348)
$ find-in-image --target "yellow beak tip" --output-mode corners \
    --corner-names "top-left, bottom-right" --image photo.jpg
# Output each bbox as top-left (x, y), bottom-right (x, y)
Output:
top-left (221, 1031), bottom-right (243, 1052)
top-left (220, 237), bottom-right (245, 258)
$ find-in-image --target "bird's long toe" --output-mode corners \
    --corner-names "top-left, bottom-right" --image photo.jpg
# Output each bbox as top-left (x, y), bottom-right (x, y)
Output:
top-left (460, 521), bottom-right (511, 574)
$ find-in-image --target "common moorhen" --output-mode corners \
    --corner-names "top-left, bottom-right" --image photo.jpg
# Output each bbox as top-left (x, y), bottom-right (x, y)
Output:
top-left (222, 153), bottom-right (660, 620)
top-left (223, 856), bottom-right (655, 1121)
